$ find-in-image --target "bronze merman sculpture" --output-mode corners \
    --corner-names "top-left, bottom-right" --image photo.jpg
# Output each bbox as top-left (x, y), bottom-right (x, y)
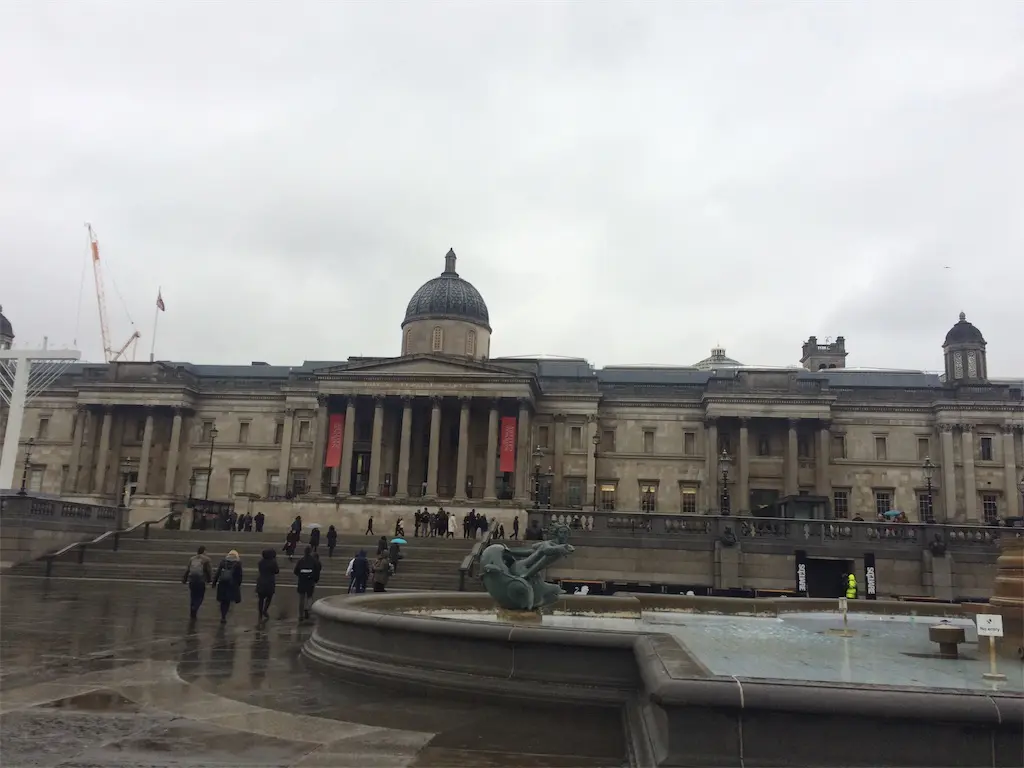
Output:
top-left (480, 524), bottom-right (575, 611)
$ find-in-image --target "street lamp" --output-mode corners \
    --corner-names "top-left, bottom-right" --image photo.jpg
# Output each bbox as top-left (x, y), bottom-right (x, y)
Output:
top-left (17, 438), bottom-right (35, 496)
top-left (1018, 473), bottom-right (1024, 511)
top-left (205, 424), bottom-right (219, 500)
top-left (592, 431), bottom-right (601, 510)
top-left (922, 456), bottom-right (936, 523)
top-left (719, 448), bottom-right (732, 515)
top-left (119, 458), bottom-right (135, 508)
top-left (532, 445), bottom-right (543, 509)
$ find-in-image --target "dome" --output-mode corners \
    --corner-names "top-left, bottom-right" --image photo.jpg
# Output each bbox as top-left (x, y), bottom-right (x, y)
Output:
top-left (694, 346), bottom-right (743, 370)
top-left (943, 312), bottom-right (986, 346)
top-left (403, 249), bottom-right (490, 330)
top-left (0, 305), bottom-right (12, 339)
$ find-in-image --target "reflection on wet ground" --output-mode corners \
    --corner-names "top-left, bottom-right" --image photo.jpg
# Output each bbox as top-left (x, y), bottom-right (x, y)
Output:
top-left (0, 577), bottom-right (626, 767)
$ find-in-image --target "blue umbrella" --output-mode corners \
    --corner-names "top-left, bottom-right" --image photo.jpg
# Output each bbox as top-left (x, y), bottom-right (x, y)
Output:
top-left (883, 510), bottom-right (901, 519)
top-left (391, 537), bottom-right (408, 545)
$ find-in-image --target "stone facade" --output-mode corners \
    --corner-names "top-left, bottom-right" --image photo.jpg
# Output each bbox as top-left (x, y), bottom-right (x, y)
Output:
top-left (1, 256), bottom-right (1022, 526)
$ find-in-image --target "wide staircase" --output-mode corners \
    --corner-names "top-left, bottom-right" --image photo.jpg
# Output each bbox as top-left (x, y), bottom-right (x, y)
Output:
top-left (6, 527), bottom-right (485, 593)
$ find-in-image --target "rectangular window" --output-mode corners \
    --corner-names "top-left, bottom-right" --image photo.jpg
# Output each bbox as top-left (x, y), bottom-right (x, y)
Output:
top-left (917, 437), bottom-right (930, 461)
top-left (230, 470), bottom-right (248, 496)
top-left (570, 426), bottom-right (582, 450)
top-left (683, 431), bottom-right (696, 456)
top-left (37, 418), bottom-right (49, 440)
top-left (981, 493), bottom-right (999, 525)
top-left (917, 491), bottom-right (934, 523)
top-left (201, 421), bottom-right (213, 442)
top-left (680, 487), bottom-right (698, 515)
top-left (60, 464), bottom-right (69, 492)
top-left (831, 434), bottom-right (846, 459)
top-left (273, 423), bottom-right (284, 445)
top-left (874, 436), bottom-right (887, 461)
top-left (538, 426), bottom-right (549, 449)
top-left (28, 466), bottom-right (44, 492)
top-left (643, 430), bottom-right (655, 454)
top-left (599, 483), bottom-right (617, 511)
top-left (757, 435), bottom-right (771, 456)
top-left (979, 436), bottom-right (993, 462)
top-left (298, 420), bottom-right (311, 443)
top-left (797, 436), bottom-right (810, 458)
top-left (238, 422), bottom-right (250, 444)
top-left (640, 482), bottom-right (658, 513)
top-left (832, 489), bottom-right (850, 519)
top-left (192, 469), bottom-right (210, 499)
top-left (290, 470), bottom-right (309, 495)
top-left (874, 490), bottom-right (892, 518)
top-left (266, 471), bottom-right (280, 497)
top-left (601, 430), bottom-right (615, 452)
top-left (566, 478), bottom-right (584, 508)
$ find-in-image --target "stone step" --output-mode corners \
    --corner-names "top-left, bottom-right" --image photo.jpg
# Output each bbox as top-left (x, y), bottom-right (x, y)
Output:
top-left (65, 552), bottom-right (462, 575)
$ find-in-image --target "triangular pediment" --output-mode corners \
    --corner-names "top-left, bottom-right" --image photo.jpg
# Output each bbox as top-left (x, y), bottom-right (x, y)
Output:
top-left (315, 354), bottom-right (531, 379)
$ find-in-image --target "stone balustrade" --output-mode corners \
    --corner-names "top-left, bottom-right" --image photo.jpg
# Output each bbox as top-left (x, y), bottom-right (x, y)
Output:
top-left (0, 493), bottom-right (123, 531)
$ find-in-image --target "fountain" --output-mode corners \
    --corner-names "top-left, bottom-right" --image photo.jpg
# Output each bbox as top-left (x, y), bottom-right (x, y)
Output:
top-left (305, 527), bottom-right (1024, 767)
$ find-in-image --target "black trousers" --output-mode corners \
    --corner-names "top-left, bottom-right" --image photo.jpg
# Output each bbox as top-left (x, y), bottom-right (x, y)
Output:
top-left (257, 592), bottom-right (274, 616)
top-left (188, 580), bottom-right (206, 617)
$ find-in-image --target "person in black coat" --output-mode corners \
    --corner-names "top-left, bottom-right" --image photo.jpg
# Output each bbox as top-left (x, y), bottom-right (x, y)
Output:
top-left (212, 550), bottom-right (243, 624)
top-left (326, 525), bottom-right (338, 557)
top-left (348, 549), bottom-right (370, 593)
top-left (293, 547), bottom-right (321, 621)
top-left (255, 549), bottom-right (279, 621)
top-left (309, 526), bottom-right (321, 553)
top-left (388, 539), bottom-right (402, 574)
top-left (254, 511), bottom-right (265, 532)
top-left (376, 536), bottom-right (388, 556)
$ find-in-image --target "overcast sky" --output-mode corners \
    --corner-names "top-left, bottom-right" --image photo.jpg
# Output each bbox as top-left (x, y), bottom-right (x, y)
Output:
top-left (2, 1), bottom-right (1022, 375)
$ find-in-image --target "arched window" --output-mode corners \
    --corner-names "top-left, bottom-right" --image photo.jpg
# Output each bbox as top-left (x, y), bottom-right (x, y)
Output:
top-left (818, 363), bottom-right (827, 370)
top-left (403, 329), bottom-right (411, 355)
top-left (828, 363), bottom-right (837, 369)
top-left (431, 326), bottom-right (443, 352)
top-left (466, 329), bottom-right (476, 356)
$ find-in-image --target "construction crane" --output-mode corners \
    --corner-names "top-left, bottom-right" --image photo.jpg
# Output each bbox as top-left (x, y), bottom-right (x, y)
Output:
top-left (87, 223), bottom-right (140, 362)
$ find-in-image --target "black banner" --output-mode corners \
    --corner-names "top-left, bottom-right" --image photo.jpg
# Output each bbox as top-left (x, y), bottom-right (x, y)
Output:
top-left (864, 552), bottom-right (877, 599)
top-left (795, 549), bottom-right (808, 596)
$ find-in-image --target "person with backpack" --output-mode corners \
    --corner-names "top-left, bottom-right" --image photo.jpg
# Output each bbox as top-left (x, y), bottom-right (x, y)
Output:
top-left (212, 550), bottom-right (243, 624)
top-left (255, 548), bottom-right (279, 621)
top-left (294, 546), bottom-right (321, 621)
top-left (326, 525), bottom-right (338, 558)
top-left (182, 545), bottom-right (212, 620)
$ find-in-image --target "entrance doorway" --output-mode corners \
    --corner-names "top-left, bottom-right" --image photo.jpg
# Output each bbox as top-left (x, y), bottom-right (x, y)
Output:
top-left (805, 558), bottom-right (853, 598)
top-left (351, 452), bottom-right (370, 495)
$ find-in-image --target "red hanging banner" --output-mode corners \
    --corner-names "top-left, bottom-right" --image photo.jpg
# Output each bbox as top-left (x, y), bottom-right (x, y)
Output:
top-left (324, 414), bottom-right (345, 468)
top-left (499, 417), bottom-right (517, 473)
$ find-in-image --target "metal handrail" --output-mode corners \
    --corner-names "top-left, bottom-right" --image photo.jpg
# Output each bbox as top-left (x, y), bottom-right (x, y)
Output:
top-left (42, 508), bottom-right (182, 576)
top-left (458, 541), bottom-right (484, 591)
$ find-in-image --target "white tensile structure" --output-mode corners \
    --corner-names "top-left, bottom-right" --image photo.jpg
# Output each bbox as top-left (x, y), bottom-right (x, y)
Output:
top-left (0, 345), bottom-right (81, 490)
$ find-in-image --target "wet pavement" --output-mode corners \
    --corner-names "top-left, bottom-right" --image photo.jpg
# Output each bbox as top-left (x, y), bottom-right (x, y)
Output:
top-left (0, 576), bottom-right (626, 767)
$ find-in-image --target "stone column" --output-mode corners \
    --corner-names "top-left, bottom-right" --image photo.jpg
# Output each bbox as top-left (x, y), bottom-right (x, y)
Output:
top-left (939, 423), bottom-right (956, 522)
top-left (278, 407), bottom-right (295, 492)
top-left (816, 422), bottom-right (831, 500)
top-left (163, 408), bottom-right (183, 495)
top-left (1004, 425), bottom-right (1021, 518)
top-left (785, 418), bottom-right (799, 496)
top-left (396, 396), bottom-right (413, 498)
top-left (737, 417), bottom-right (750, 514)
top-left (93, 407), bottom-right (113, 494)
top-left (704, 418), bottom-right (718, 511)
top-left (484, 399), bottom-right (499, 501)
top-left (586, 415), bottom-right (598, 511)
top-left (339, 398), bottom-right (357, 496)
top-left (312, 395), bottom-right (329, 492)
top-left (515, 399), bottom-right (531, 500)
top-left (66, 407), bottom-right (87, 493)
top-left (454, 396), bottom-right (471, 500)
top-left (961, 424), bottom-right (977, 521)
top-left (426, 396), bottom-right (442, 498)
top-left (137, 409), bottom-right (155, 494)
top-left (552, 413), bottom-right (566, 506)
top-left (366, 396), bottom-right (385, 497)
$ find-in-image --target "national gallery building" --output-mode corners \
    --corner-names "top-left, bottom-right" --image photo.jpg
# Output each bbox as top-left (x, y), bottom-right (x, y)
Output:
top-left (1, 250), bottom-right (1022, 524)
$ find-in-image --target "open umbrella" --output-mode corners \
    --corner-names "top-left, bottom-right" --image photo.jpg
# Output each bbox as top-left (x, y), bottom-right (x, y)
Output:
top-left (307, 523), bottom-right (322, 528)
top-left (883, 510), bottom-right (901, 519)
top-left (391, 537), bottom-right (407, 545)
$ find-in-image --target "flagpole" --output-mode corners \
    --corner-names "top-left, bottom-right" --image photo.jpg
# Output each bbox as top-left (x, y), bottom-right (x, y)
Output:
top-left (149, 287), bottom-right (160, 362)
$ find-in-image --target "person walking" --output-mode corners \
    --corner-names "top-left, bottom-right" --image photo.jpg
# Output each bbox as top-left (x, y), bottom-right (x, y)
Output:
top-left (365, 516), bottom-right (374, 535)
top-left (294, 546), bottom-right (321, 621)
top-left (845, 571), bottom-right (858, 600)
top-left (255, 549), bottom-right (279, 621)
top-left (372, 550), bottom-right (392, 592)
top-left (326, 525), bottom-right (338, 557)
top-left (388, 538), bottom-right (403, 575)
top-left (348, 549), bottom-right (370, 593)
top-left (254, 511), bottom-right (265, 532)
top-left (182, 545), bottom-right (212, 620)
top-left (512, 516), bottom-right (520, 540)
top-left (309, 525), bottom-right (321, 553)
top-left (212, 550), bottom-right (243, 624)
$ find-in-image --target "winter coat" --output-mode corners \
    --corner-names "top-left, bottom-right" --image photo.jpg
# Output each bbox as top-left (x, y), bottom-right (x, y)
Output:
top-left (350, 551), bottom-right (370, 580)
top-left (372, 554), bottom-right (391, 586)
top-left (255, 555), bottom-right (280, 596)
top-left (294, 554), bottom-right (321, 595)
top-left (326, 529), bottom-right (338, 547)
top-left (309, 528), bottom-right (321, 547)
top-left (214, 558), bottom-right (243, 604)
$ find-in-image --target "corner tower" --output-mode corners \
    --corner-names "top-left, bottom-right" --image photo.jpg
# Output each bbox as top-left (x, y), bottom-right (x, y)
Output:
top-left (801, 336), bottom-right (848, 370)
top-left (943, 312), bottom-right (988, 384)
top-left (401, 249), bottom-right (491, 360)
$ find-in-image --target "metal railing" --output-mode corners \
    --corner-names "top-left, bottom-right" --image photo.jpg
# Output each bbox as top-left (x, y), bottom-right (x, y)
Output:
top-left (41, 508), bottom-right (182, 577)
top-left (458, 541), bottom-right (485, 591)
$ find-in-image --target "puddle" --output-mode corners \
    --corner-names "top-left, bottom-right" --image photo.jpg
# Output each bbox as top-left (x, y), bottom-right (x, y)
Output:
top-left (39, 689), bottom-right (142, 713)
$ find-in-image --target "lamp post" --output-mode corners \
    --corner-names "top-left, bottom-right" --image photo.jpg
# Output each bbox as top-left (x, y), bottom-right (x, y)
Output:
top-left (719, 448), bottom-right (732, 516)
top-left (922, 456), bottom-right (936, 524)
top-left (532, 445), bottom-right (543, 509)
top-left (17, 438), bottom-right (35, 496)
top-left (188, 472), bottom-right (196, 502)
top-left (119, 458), bottom-right (136, 508)
top-left (592, 431), bottom-right (601, 510)
top-left (205, 424), bottom-right (218, 500)
top-left (1018, 473), bottom-right (1024, 513)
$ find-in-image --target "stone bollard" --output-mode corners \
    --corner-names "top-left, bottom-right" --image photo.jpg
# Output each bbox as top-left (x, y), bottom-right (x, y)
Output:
top-left (929, 622), bottom-right (967, 659)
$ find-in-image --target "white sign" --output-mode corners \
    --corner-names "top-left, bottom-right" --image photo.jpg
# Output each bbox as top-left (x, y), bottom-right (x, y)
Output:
top-left (838, 597), bottom-right (848, 613)
top-left (976, 614), bottom-right (1004, 638)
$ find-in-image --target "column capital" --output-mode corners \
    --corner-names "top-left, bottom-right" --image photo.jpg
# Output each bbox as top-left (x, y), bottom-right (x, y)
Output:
top-left (458, 395), bottom-right (472, 406)
top-left (938, 422), bottom-right (955, 433)
top-left (738, 417), bottom-right (750, 427)
top-left (430, 395), bottom-right (443, 408)
top-left (283, 406), bottom-right (296, 416)
top-left (489, 396), bottom-right (501, 410)
top-left (372, 395), bottom-right (385, 407)
top-left (401, 395), bottom-right (413, 407)
top-left (554, 412), bottom-right (568, 422)
top-left (517, 397), bottom-right (531, 410)
top-left (704, 417), bottom-right (718, 428)
top-left (316, 393), bottom-right (328, 407)
top-left (345, 396), bottom-right (357, 412)
top-left (787, 418), bottom-right (800, 429)
top-left (818, 419), bottom-right (831, 430)
top-left (959, 422), bottom-right (975, 433)
top-left (74, 404), bottom-right (89, 415)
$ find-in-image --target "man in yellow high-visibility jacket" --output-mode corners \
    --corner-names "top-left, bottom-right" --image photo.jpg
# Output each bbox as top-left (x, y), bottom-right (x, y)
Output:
top-left (845, 572), bottom-right (857, 600)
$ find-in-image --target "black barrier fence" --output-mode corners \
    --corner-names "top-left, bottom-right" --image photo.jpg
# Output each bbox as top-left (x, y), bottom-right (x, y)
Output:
top-left (559, 580), bottom-right (807, 600)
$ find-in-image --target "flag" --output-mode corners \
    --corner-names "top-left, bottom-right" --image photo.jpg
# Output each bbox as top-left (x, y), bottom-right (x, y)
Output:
top-left (156, 291), bottom-right (165, 312)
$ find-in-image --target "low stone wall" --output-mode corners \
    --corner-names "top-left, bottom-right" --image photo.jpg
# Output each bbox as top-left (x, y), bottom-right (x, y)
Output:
top-left (0, 524), bottom-right (94, 570)
top-left (305, 592), bottom-right (1024, 767)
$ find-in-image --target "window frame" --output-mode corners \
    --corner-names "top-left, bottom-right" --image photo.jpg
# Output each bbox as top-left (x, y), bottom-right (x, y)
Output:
top-left (639, 481), bottom-right (658, 513)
